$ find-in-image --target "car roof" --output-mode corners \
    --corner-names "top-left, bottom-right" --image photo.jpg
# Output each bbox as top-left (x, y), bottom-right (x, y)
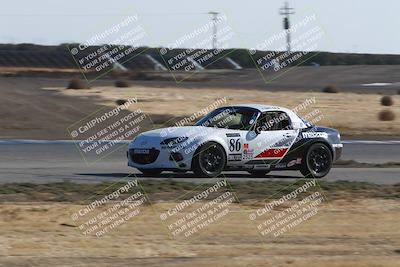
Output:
top-left (221, 103), bottom-right (292, 112)
top-left (218, 104), bottom-right (307, 129)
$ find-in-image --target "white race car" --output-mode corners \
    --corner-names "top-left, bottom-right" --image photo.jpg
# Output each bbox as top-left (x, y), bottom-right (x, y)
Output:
top-left (127, 104), bottom-right (342, 178)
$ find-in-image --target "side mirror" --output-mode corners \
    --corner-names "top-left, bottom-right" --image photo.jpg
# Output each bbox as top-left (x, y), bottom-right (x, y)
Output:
top-left (254, 126), bottom-right (261, 135)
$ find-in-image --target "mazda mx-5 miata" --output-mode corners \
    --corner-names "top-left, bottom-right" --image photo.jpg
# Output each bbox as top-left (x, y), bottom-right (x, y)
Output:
top-left (127, 104), bottom-right (343, 178)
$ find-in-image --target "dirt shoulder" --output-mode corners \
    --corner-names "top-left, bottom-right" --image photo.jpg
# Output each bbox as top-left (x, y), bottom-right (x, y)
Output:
top-left (1, 180), bottom-right (399, 266)
top-left (0, 77), bottom-right (107, 140)
top-left (0, 179), bottom-right (399, 202)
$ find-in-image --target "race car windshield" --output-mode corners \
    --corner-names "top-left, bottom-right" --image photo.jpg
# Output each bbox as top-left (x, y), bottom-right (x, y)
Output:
top-left (195, 107), bottom-right (259, 130)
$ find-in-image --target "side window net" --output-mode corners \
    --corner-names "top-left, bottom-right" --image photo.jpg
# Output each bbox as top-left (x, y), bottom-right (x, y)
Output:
top-left (256, 111), bottom-right (292, 131)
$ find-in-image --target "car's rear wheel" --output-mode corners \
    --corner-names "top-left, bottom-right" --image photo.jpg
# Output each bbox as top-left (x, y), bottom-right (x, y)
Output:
top-left (138, 168), bottom-right (162, 176)
top-left (192, 142), bottom-right (226, 177)
top-left (300, 143), bottom-right (332, 178)
top-left (247, 170), bottom-right (270, 176)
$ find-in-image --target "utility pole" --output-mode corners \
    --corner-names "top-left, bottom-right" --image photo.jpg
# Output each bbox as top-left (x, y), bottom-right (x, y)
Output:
top-left (279, 1), bottom-right (295, 53)
top-left (208, 11), bottom-right (219, 50)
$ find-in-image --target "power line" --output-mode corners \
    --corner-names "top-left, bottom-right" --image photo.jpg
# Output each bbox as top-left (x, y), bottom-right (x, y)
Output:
top-left (0, 12), bottom-right (208, 17)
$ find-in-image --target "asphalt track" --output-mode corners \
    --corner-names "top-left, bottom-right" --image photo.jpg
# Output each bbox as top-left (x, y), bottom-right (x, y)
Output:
top-left (0, 142), bottom-right (399, 185)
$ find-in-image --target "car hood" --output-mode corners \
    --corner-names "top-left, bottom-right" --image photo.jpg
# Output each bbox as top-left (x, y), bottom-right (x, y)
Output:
top-left (138, 126), bottom-right (203, 138)
top-left (130, 126), bottom-right (234, 148)
top-left (130, 126), bottom-right (209, 147)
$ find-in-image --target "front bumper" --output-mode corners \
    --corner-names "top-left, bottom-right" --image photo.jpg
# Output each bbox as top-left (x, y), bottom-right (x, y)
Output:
top-left (127, 147), bottom-right (192, 170)
top-left (332, 143), bottom-right (343, 161)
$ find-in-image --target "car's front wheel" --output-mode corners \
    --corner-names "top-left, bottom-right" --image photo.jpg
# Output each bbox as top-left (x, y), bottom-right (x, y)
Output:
top-left (192, 142), bottom-right (226, 178)
top-left (138, 168), bottom-right (162, 176)
top-left (300, 143), bottom-right (332, 178)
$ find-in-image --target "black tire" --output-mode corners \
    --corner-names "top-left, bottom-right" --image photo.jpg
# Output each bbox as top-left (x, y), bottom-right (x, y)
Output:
top-left (192, 142), bottom-right (226, 178)
top-left (247, 170), bottom-right (270, 176)
top-left (300, 143), bottom-right (332, 178)
top-left (138, 169), bottom-right (162, 176)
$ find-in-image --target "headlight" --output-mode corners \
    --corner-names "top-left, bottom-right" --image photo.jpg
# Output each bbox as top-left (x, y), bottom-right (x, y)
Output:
top-left (160, 137), bottom-right (188, 146)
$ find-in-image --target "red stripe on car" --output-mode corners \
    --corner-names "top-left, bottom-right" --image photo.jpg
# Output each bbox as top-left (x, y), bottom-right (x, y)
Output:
top-left (255, 148), bottom-right (288, 158)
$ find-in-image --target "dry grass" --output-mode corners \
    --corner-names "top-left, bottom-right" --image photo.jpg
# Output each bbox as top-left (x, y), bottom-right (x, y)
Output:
top-left (0, 198), bottom-right (399, 267)
top-left (130, 70), bottom-right (149, 80)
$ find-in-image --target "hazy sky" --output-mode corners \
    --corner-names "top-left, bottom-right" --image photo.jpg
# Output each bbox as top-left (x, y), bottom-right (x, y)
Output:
top-left (1, 0), bottom-right (399, 54)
